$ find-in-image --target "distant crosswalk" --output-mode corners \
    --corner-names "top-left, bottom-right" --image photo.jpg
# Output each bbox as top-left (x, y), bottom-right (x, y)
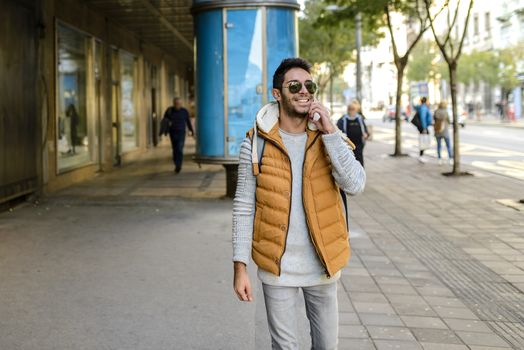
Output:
top-left (471, 160), bottom-right (524, 181)
top-left (371, 126), bottom-right (524, 181)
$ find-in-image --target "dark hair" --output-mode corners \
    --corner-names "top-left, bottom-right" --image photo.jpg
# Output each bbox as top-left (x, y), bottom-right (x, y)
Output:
top-left (421, 97), bottom-right (427, 103)
top-left (272, 58), bottom-right (312, 90)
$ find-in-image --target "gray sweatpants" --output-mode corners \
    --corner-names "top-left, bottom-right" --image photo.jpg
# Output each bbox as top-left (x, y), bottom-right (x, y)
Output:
top-left (262, 282), bottom-right (338, 350)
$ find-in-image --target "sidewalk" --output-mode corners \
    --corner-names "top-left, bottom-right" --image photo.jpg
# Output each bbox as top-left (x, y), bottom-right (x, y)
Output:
top-left (1, 137), bottom-right (523, 349)
top-left (337, 141), bottom-right (524, 349)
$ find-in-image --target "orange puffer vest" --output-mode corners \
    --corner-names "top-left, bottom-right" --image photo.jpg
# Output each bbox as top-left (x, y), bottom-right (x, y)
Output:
top-left (248, 124), bottom-right (351, 277)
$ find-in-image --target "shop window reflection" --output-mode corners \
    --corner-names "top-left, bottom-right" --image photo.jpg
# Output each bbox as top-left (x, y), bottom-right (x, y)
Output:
top-left (57, 24), bottom-right (91, 172)
top-left (120, 52), bottom-right (138, 152)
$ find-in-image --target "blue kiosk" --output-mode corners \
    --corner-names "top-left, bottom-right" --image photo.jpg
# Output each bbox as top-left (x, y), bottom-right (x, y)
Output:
top-left (191, 0), bottom-right (299, 196)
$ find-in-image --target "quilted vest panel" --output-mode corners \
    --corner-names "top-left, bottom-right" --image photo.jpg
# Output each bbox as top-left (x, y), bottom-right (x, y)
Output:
top-left (251, 127), bottom-right (350, 277)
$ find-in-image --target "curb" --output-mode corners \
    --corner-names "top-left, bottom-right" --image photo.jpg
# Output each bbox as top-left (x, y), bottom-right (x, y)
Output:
top-left (465, 121), bottom-right (524, 129)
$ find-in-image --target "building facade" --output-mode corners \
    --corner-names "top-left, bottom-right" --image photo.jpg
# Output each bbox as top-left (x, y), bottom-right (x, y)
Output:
top-left (353, 0), bottom-right (524, 118)
top-left (0, 0), bottom-right (193, 207)
top-left (0, 0), bottom-right (301, 207)
top-left (458, 0), bottom-right (524, 119)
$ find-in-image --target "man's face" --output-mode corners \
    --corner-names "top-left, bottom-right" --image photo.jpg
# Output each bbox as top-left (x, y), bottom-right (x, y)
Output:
top-left (174, 99), bottom-right (182, 109)
top-left (273, 68), bottom-right (314, 119)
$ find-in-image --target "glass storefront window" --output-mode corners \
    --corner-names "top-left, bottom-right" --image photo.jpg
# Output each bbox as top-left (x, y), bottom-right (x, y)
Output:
top-left (120, 51), bottom-right (138, 152)
top-left (93, 40), bottom-right (103, 163)
top-left (56, 24), bottom-right (92, 171)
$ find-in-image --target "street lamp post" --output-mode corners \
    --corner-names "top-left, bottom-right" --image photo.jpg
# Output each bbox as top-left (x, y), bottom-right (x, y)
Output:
top-left (355, 12), bottom-right (362, 102)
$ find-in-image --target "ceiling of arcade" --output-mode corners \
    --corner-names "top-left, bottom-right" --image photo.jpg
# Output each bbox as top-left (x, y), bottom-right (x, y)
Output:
top-left (82, 0), bottom-right (194, 65)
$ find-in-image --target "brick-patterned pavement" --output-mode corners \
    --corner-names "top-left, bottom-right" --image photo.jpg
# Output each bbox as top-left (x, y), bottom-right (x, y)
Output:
top-left (1, 137), bottom-right (523, 349)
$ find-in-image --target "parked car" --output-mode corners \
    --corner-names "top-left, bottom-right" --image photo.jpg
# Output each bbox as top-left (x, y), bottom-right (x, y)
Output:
top-left (383, 105), bottom-right (408, 122)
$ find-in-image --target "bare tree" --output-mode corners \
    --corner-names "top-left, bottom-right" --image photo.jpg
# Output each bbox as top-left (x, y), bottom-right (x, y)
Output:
top-left (424, 0), bottom-right (474, 175)
top-left (385, 0), bottom-right (431, 156)
top-left (320, 0), bottom-right (443, 156)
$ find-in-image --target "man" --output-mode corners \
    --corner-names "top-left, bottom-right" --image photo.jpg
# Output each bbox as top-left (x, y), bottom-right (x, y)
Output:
top-left (232, 58), bottom-right (366, 349)
top-left (415, 96), bottom-right (432, 162)
top-left (160, 97), bottom-right (194, 173)
top-left (336, 101), bottom-right (369, 167)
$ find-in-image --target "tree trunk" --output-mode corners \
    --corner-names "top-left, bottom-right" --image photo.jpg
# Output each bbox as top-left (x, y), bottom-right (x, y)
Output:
top-left (319, 77), bottom-right (329, 105)
top-left (393, 64), bottom-right (406, 156)
top-left (329, 75), bottom-right (334, 112)
top-left (449, 62), bottom-right (460, 174)
top-left (501, 88), bottom-right (509, 121)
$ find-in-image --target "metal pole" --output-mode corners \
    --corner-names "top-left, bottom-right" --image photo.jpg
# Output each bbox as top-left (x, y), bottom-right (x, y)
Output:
top-left (355, 12), bottom-right (362, 102)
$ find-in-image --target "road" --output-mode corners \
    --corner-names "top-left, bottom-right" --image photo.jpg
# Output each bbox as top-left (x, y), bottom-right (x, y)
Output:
top-left (367, 118), bottom-right (524, 181)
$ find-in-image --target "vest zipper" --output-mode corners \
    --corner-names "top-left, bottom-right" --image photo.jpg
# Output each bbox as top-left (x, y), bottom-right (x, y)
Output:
top-left (302, 174), bottom-right (331, 278)
top-left (302, 133), bottom-right (331, 278)
top-left (262, 132), bottom-right (328, 277)
top-left (279, 157), bottom-right (292, 277)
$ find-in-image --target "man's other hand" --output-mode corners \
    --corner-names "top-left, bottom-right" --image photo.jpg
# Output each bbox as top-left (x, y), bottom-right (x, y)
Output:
top-left (233, 262), bottom-right (253, 302)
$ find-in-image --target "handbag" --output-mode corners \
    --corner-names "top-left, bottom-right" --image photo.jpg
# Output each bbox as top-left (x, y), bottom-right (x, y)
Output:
top-left (419, 133), bottom-right (431, 150)
top-left (411, 112), bottom-right (423, 132)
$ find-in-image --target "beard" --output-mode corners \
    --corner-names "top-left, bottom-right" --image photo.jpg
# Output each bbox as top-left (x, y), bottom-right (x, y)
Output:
top-left (281, 95), bottom-right (309, 119)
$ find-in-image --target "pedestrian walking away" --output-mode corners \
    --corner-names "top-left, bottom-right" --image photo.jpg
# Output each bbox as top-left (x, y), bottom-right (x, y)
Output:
top-left (232, 58), bottom-right (366, 350)
top-left (415, 97), bottom-right (432, 163)
top-left (336, 101), bottom-right (369, 167)
top-left (159, 97), bottom-right (194, 173)
top-left (64, 103), bottom-right (79, 155)
top-left (433, 101), bottom-right (453, 165)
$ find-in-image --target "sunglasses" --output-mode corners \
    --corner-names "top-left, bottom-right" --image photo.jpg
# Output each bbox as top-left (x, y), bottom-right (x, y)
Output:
top-left (283, 80), bottom-right (318, 94)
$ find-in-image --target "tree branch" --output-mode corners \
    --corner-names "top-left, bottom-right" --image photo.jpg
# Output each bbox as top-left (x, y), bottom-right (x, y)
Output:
top-left (424, 0), bottom-right (451, 63)
top-left (413, 0), bottom-right (431, 40)
top-left (446, 3), bottom-right (455, 57)
top-left (385, 4), bottom-right (401, 66)
top-left (415, 0), bottom-right (427, 28)
top-left (404, 24), bottom-right (427, 59)
top-left (401, 0), bottom-right (433, 59)
top-left (431, 1), bottom-right (450, 24)
top-left (444, 0), bottom-right (462, 56)
top-left (456, 0), bottom-right (475, 60)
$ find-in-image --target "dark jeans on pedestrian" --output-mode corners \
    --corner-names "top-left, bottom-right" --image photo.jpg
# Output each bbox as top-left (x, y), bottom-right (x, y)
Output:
top-left (169, 130), bottom-right (186, 172)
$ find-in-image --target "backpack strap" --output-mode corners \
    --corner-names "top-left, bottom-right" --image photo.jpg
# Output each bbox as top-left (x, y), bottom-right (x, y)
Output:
top-left (249, 127), bottom-right (265, 176)
top-left (340, 190), bottom-right (350, 234)
top-left (257, 133), bottom-right (265, 169)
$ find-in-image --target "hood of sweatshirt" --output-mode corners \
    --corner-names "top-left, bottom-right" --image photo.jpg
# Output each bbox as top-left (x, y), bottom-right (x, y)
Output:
top-left (250, 102), bottom-right (319, 174)
top-left (254, 101), bottom-right (319, 133)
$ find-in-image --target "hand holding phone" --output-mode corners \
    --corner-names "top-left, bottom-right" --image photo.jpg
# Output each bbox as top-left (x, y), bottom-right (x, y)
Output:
top-left (309, 100), bottom-right (335, 134)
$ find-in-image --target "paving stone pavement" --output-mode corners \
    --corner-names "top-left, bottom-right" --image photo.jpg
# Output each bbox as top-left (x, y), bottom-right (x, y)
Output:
top-left (1, 137), bottom-right (523, 349)
top-left (339, 140), bottom-right (524, 349)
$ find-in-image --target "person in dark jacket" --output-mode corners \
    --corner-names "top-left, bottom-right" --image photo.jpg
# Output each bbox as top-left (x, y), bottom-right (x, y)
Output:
top-left (65, 104), bottom-right (79, 154)
top-left (161, 97), bottom-right (194, 173)
top-left (336, 101), bottom-right (369, 166)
